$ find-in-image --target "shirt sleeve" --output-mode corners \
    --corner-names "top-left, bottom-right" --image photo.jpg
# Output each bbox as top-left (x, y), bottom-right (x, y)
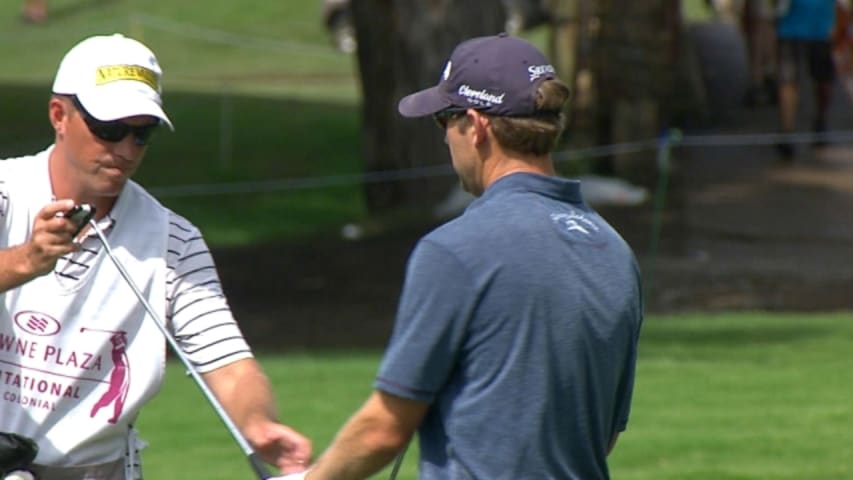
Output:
top-left (613, 263), bottom-right (644, 433)
top-left (166, 213), bottom-right (253, 373)
top-left (374, 238), bottom-right (475, 402)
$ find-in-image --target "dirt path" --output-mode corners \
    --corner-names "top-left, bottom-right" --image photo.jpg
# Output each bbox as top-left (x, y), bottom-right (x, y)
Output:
top-left (634, 141), bottom-right (853, 312)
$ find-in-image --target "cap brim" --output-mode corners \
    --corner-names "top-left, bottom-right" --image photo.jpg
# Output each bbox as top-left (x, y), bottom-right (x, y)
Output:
top-left (397, 85), bottom-right (452, 118)
top-left (77, 90), bottom-right (174, 131)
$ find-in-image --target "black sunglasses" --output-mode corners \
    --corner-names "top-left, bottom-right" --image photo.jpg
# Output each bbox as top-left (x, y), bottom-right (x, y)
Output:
top-left (432, 107), bottom-right (468, 129)
top-left (70, 95), bottom-right (159, 146)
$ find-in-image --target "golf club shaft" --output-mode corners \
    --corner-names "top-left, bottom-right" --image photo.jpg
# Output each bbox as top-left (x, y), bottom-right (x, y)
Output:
top-left (88, 219), bottom-right (270, 480)
top-left (388, 438), bottom-right (410, 480)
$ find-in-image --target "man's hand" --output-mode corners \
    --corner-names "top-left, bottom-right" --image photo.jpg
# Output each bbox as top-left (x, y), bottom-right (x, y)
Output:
top-left (15, 200), bottom-right (80, 279)
top-left (202, 360), bottom-right (313, 476)
top-left (291, 391), bottom-right (427, 480)
top-left (246, 421), bottom-right (312, 474)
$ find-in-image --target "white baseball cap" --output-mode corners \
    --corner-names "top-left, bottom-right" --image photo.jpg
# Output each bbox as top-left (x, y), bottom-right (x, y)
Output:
top-left (52, 33), bottom-right (173, 130)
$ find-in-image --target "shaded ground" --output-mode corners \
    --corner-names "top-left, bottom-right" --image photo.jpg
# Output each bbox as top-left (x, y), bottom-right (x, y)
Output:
top-left (214, 97), bottom-right (853, 351)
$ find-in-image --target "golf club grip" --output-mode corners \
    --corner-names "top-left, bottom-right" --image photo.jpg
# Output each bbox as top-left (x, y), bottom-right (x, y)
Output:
top-left (248, 453), bottom-right (272, 479)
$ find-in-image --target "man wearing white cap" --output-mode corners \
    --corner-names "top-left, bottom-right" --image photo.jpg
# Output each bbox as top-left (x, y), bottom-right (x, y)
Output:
top-left (0, 34), bottom-right (311, 479)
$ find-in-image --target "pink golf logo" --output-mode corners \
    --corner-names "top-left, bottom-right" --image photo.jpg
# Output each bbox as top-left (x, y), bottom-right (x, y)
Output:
top-left (86, 329), bottom-right (130, 424)
top-left (13, 311), bottom-right (61, 336)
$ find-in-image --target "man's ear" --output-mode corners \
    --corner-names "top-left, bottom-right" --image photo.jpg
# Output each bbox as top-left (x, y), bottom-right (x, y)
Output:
top-left (48, 96), bottom-right (69, 135)
top-left (470, 110), bottom-right (490, 146)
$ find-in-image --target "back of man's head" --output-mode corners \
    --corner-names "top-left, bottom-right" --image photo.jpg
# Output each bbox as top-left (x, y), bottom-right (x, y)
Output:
top-left (397, 33), bottom-right (571, 154)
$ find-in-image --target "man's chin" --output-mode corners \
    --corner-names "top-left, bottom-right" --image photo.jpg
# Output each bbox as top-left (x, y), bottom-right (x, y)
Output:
top-left (95, 178), bottom-right (128, 198)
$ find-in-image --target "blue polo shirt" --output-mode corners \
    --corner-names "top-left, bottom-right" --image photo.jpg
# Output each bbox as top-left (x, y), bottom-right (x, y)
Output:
top-left (375, 173), bottom-right (643, 479)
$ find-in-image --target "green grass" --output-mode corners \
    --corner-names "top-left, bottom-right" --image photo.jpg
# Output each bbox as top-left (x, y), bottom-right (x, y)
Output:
top-left (613, 312), bottom-right (853, 479)
top-left (0, 1), bottom-right (356, 99)
top-left (135, 312), bottom-right (853, 479)
top-left (682, 0), bottom-right (716, 22)
top-left (138, 352), bottom-right (400, 479)
top-left (0, 0), bottom-right (367, 246)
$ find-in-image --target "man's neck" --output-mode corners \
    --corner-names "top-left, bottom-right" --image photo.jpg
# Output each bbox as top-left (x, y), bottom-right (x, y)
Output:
top-left (483, 152), bottom-right (555, 190)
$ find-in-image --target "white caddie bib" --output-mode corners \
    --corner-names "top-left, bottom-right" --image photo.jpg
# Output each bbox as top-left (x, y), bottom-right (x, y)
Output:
top-left (0, 150), bottom-right (168, 466)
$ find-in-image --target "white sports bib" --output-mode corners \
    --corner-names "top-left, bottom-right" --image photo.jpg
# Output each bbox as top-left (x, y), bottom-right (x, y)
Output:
top-left (0, 150), bottom-right (168, 466)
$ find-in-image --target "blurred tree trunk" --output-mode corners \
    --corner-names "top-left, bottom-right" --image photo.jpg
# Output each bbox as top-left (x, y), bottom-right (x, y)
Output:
top-left (591, 0), bottom-right (681, 184)
top-left (350, 0), bottom-right (506, 215)
top-left (591, 0), bottom-right (687, 256)
top-left (543, 0), bottom-right (598, 147)
top-left (545, 0), bottom-right (581, 103)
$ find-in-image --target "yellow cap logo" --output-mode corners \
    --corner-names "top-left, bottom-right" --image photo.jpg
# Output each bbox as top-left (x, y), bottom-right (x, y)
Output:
top-left (95, 65), bottom-right (158, 90)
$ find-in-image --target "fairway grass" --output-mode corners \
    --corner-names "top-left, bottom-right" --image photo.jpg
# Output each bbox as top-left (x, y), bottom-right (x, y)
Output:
top-left (136, 312), bottom-right (853, 479)
top-left (611, 312), bottom-right (853, 480)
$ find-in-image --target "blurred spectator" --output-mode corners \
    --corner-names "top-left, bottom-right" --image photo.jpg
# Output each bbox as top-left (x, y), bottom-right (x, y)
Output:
top-left (706, 0), bottom-right (742, 22)
top-left (322, 0), bottom-right (356, 54)
top-left (742, 0), bottom-right (778, 106)
top-left (774, 0), bottom-right (836, 159)
top-left (22, 0), bottom-right (47, 24)
top-left (832, 0), bottom-right (853, 103)
top-left (706, 0), bottom-right (778, 106)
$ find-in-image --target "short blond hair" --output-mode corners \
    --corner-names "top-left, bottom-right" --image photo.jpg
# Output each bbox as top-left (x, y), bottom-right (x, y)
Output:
top-left (488, 78), bottom-right (571, 156)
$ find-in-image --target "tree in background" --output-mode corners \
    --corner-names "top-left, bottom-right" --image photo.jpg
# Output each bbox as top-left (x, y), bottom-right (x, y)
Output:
top-left (588, 0), bottom-right (682, 183)
top-left (350, 0), bottom-right (685, 215)
top-left (350, 0), bottom-right (506, 215)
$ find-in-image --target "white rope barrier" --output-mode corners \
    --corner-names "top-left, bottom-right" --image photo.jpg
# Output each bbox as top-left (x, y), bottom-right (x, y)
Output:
top-left (552, 139), bottom-right (657, 162)
top-left (148, 128), bottom-right (853, 198)
top-left (148, 165), bottom-right (455, 198)
top-left (676, 129), bottom-right (853, 147)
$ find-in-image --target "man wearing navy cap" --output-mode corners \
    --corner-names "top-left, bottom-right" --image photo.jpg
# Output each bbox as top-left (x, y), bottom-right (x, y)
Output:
top-left (283, 33), bottom-right (644, 480)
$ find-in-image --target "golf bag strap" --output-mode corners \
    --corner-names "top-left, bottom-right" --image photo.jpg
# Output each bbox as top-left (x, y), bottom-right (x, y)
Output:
top-left (123, 425), bottom-right (146, 480)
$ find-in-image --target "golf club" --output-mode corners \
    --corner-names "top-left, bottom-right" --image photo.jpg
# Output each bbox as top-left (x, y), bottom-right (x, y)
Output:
top-left (387, 438), bottom-right (410, 480)
top-left (87, 218), bottom-right (271, 480)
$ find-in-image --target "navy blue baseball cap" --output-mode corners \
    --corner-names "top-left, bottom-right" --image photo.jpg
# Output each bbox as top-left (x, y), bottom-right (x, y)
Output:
top-left (398, 33), bottom-right (557, 118)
